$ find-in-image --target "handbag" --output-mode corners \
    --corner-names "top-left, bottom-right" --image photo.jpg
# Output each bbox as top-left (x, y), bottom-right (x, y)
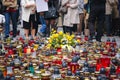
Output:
top-left (59, 0), bottom-right (68, 14)
top-left (44, 1), bottom-right (59, 19)
top-left (59, 6), bottom-right (67, 14)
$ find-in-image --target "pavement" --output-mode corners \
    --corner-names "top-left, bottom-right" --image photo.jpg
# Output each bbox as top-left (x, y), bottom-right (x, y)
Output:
top-left (7, 23), bottom-right (120, 47)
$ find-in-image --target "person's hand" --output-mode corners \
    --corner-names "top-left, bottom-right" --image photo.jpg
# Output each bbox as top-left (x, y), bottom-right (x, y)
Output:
top-left (9, 5), bottom-right (18, 8)
top-left (9, 2), bottom-right (13, 6)
top-left (44, 0), bottom-right (48, 2)
top-left (66, 4), bottom-right (70, 8)
top-left (25, 4), bottom-right (35, 8)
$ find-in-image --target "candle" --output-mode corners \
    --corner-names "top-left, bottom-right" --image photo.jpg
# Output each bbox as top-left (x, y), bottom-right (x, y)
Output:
top-left (27, 46), bottom-right (31, 54)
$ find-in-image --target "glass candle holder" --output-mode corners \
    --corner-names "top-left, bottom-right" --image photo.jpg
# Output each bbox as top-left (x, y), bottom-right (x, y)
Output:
top-left (41, 73), bottom-right (51, 80)
top-left (15, 76), bottom-right (22, 80)
top-left (70, 76), bottom-right (76, 80)
top-left (65, 76), bottom-right (71, 80)
top-left (55, 77), bottom-right (62, 80)
top-left (35, 70), bottom-right (41, 79)
top-left (110, 75), bottom-right (117, 80)
top-left (32, 76), bottom-right (39, 80)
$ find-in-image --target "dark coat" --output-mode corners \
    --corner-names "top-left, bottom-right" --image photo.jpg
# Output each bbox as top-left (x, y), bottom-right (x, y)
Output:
top-left (48, 0), bottom-right (60, 10)
top-left (90, 0), bottom-right (106, 7)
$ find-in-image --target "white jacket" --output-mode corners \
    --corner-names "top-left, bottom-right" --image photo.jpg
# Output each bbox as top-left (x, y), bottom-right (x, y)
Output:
top-left (21, 0), bottom-right (35, 22)
top-left (63, 0), bottom-right (80, 27)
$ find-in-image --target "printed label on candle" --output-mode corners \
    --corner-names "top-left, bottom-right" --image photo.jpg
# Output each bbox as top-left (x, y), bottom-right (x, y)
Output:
top-left (72, 66), bottom-right (74, 73)
top-left (7, 67), bottom-right (13, 74)
top-left (32, 51), bottom-right (36, 58)
top-left (27, 48), bottom-right (31, 54)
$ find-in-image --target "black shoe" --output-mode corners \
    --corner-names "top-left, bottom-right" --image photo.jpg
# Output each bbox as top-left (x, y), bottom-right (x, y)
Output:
top-left (89, 36), bottom-right (96, 40)
top-left (13, 35), bottom-right (16, 38)
top-left (4, 35), bottom-right (9, 39)
top-left (96, 36), bottom-right (101, 42)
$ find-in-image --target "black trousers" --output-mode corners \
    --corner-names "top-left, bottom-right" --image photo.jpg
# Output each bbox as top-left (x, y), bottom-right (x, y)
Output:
top-left (88, 6), bottom-right (105, 41)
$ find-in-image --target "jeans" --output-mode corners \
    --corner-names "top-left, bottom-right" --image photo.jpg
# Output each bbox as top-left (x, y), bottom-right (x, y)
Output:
top-left (4, 11), bottom-right (17, 36)
top-left (105, 14), bottom-right (112, 36)
top-left (39, 16), bottom-right (46, 33)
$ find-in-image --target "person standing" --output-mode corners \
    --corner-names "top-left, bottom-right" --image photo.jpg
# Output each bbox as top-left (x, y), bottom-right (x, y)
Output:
top-left (84, 0), bottom-right (90, 38)
top-left (2, 0), bottom-right (18, 38)
top-left (105, 0), bottom-right (113, 36)
top-left (88, 0), bottom-right (106, 42)
top-left (36, 0), bottom-right (49, 37)
top-left (111, 0), bottom-right (119, 36)
top-left (77, 0), bottom-right (84, 35)
top-left (63, 0), bottom-right (80, 35)
top-left (21, 0), bottom-right (37, 40)
top-left (45, 0), bottom-right (59, 37)
top-left (118, 0), bottom-right (120, 16)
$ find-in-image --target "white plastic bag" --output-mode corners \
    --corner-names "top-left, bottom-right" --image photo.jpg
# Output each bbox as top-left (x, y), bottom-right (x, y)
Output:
top-left (0, 14), bottom-right (5, 24)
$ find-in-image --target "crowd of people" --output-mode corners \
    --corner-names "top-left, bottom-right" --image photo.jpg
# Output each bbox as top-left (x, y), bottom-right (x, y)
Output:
top-left (0, 0), bottom-right (120, 42)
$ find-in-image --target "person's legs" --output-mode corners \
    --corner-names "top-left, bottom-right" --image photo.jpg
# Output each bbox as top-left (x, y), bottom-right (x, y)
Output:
top-left (11, 11), bottom-right (17, 37)
top-left (31, 14), bottom-right (37, 39)
top-left (72, 24), bottom-right (77, 34)
top-left (31, 22), bottom-right (36, 39)
top-left (39, 12), bottom-right (47, 35)
top-left (23, 21), bottom-right (30, 40)
top-left (31, 27), bottom-right (36, 39)
top-left (24, 29), bottom-right (29, 40)
top-left (4, 12), bottom-right (10, 38)
top-left (46, 20), bottom-right (50, 36)
top-left (105, 14), bottom-right (112, 36)
top-left (50, 19), bottom-right (57, 31)
top-left (66, 26), bottom-right (72, 35)
top-left (88, 8), bottom-right (96, 40)
top-left (77, 13), bottom-right (84, 34)
top-left (96, 8), bottom-right (105, 41)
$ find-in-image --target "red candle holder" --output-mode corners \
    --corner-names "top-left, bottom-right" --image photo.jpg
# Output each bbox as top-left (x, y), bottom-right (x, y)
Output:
top-left (24, 47), bottom-right (27, 53)
top-left (8, 49), bottom-right (14, 55)
top-left (84, 36), bottom-right (88, 41)
top-left (29, 40), bottom-right (35, 46)
top-left (100, 57), bottom-right (110, 68)
top-left (116, 66), bottom-right (120, 74)
top-left (4, 45), bottom-right (9, 50)
top-left (106, 41), bottom-right (111, 46)
top-left (57, 47), bottom-right (61, 52)
top-left (69, 62), bottom-right (79, 74)
top-left (96, 63), bottom-right (102, 71)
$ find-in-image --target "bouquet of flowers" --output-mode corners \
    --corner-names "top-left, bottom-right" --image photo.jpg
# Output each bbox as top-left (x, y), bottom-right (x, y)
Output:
top-left (46, 30), bottom-right (79, 49)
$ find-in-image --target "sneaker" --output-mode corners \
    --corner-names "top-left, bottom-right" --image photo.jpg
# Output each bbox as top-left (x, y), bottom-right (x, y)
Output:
top-left (38, 32), bottom-right (45, 37)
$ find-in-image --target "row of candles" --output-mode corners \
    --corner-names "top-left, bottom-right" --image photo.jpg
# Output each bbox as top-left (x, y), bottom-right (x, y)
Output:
top-left (0, 36), bottom-right (120, 80)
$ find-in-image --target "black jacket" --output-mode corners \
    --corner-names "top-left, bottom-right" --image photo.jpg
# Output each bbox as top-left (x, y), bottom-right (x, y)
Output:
top-left (0, 0), bottom-right (3, 14)
top-left (48, 0), bottom-right (60, 9)
top-left (90, 0), bottom-right (106, 7)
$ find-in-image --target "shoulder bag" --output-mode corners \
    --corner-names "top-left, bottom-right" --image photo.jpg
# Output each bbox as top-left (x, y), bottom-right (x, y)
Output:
top-left (44, 1), bottom-right (59, 19)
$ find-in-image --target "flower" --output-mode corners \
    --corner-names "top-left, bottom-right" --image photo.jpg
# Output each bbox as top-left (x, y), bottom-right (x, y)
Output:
top-left (58, 31), bottom-right (63, 35)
